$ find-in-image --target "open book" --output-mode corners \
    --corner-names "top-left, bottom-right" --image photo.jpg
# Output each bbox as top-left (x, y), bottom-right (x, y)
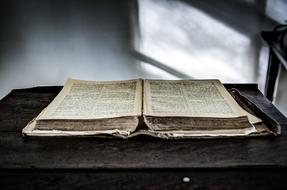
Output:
top-left (23, 79), bottom-right (280, 139)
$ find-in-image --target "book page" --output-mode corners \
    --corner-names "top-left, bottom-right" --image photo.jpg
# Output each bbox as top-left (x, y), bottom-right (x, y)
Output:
top-left (144, 80), bottom-right (261, 123)
top-left (37, 79), bottom-right (142, 120)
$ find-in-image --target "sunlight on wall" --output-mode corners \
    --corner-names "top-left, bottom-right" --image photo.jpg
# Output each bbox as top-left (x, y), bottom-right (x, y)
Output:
top-left (138, 0), bottom-right (255, 83)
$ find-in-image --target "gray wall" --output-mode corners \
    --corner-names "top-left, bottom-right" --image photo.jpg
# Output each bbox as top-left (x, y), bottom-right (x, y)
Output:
top-left (0, 0), bottom-right (286, 116)
top-left (0, 0), bottom-right (141, 98)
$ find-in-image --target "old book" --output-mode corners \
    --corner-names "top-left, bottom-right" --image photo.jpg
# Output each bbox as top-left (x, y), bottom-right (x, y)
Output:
top-left (22, 79), bottom-right (280, 139)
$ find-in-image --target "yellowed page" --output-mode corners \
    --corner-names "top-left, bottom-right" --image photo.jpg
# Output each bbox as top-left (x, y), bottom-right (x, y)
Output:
top-left (38, 78), bottom-right (142, 120)
top-left (144, 79), bottom-right (261, 123)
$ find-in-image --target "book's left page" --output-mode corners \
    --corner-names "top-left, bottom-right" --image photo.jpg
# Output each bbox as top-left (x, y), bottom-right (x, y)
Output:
top-left (23, 78), bottom-right (142, 137)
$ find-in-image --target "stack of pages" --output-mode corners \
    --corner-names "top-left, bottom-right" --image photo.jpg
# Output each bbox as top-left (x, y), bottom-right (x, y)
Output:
top-left (23, 79), bottom-right (280, 139)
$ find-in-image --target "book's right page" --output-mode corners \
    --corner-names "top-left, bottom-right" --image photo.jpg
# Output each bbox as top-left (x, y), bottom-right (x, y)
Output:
top-left (143, 79), bottom-right (264, 137)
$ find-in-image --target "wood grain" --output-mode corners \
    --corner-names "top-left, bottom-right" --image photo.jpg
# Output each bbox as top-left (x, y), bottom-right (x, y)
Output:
top-left (1, 169), bottom-right (287, 190)
top-left (0, 84), bottom-right (287, 170)
top-left (1, 85), bottom-right (287, 189)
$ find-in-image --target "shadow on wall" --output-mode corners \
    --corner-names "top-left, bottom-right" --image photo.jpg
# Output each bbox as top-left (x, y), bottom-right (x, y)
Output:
top-left (137, 0), bottom-right (277, 83)
top-left (135, 0), bottom-right (287, 116)
top-left (0, 0), bottom-right (140, 99)
top-left (0, 0), bottom-right (286, 116)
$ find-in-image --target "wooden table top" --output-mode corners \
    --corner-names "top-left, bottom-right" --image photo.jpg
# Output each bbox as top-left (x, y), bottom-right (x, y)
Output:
top-left (0, 84), bottom-right (287, 170)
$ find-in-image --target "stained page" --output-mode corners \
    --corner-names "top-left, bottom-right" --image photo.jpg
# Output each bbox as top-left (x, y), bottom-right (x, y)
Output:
top-left (37, 79), bottom-right (142, 120)
top-left (144, 80), bottom-right (261, 123)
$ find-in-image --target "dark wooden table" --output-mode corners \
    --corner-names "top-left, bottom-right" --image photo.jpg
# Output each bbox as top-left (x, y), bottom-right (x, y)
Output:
top-left (1, 84), bottom-right (287, 189)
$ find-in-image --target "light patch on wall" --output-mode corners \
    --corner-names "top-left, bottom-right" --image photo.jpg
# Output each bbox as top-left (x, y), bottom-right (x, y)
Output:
top-left (138, 0), bottom-right (253, 82)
